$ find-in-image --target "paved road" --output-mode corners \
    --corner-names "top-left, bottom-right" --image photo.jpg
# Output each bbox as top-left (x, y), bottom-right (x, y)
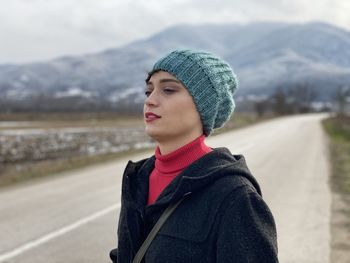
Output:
top-left (0, 113), bottom-right (331, 262)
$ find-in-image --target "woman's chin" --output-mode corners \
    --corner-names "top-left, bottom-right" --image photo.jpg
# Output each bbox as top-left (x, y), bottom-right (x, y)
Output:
top-left (145, 127), bottom-right (161, 139)
top-left (145, 128), bottom-right (173, 143)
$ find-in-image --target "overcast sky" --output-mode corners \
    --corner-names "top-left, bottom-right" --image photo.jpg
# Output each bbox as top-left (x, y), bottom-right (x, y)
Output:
top-left (1, 0), bottom-right (349, 64)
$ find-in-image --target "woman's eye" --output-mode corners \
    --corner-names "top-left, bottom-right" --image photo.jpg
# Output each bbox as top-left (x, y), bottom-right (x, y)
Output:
top-left (163, 88), bottom-right (176, 94)
top-left (144, 87), bottom-right (176, 97)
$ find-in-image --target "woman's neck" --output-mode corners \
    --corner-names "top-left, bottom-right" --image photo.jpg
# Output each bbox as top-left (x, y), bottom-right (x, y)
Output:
top-left (157, 131), bottom-right (204, 155)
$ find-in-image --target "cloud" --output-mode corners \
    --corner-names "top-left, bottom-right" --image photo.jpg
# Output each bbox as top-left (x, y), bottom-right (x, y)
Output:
top-left (0, 0), bottom-right (349, 63)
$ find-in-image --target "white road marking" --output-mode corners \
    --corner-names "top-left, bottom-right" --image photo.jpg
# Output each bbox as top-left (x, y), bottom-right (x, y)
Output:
top-left (0, 203), bottom-right (121, 262)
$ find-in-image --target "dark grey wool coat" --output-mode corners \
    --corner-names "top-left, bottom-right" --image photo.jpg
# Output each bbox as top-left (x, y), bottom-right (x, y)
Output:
top-left (110, 148), bottom-right (278, 263)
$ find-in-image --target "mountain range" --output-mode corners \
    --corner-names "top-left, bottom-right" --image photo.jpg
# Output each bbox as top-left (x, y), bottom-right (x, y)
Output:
top-left (1, 21), bottom-right (349, 112)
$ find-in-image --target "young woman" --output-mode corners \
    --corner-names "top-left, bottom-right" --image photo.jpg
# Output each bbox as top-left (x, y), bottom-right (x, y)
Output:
top-left (110, 49), bottom-right (278, 262)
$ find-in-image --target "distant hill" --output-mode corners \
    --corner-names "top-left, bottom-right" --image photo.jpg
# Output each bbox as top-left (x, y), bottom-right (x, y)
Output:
top-left (0, 21), bottom-right (349, 112)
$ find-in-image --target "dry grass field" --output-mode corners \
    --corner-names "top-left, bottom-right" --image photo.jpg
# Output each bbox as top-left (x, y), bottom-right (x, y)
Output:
top-left (323, 115), bottom-right (350, 262)
top-left (0, 112), bottom-right (269, 187)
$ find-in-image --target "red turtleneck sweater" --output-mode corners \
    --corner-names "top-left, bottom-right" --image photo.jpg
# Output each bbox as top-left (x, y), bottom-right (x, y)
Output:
top-left (147, 135), bottom-right (212, 205)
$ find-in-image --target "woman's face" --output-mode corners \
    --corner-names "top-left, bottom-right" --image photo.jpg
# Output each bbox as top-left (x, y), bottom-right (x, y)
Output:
top-left (143, 71), bottom-right (203, 142)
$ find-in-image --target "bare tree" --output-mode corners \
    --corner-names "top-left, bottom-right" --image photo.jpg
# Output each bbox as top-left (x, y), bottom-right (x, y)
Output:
top-left (288, 83), bottom-right (318, 113)
top-left (334, 85), bottom-right (350, 116)
top-left (254, 99), bottom-right (270, 117)
top-left (271, 87), bottom-right (291, 115)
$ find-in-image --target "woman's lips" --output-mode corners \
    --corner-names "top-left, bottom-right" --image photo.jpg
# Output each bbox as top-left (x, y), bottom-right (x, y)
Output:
top-left (145, 112), bottom-right (161, 122)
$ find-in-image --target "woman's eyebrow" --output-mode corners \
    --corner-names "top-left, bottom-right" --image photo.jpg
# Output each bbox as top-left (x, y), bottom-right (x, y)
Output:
top-left (159, 79), bottom-right (181, 84)
top-left (146, 78), bottom-right (181, 85)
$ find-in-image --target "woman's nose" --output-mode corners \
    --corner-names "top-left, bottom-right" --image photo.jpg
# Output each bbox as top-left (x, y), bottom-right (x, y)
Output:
top-left (145, 90), bottom-right (159, 107)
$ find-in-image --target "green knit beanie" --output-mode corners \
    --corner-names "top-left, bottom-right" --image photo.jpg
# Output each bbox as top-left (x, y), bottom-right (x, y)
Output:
top-left (150, 49), bottom-right (238, 136)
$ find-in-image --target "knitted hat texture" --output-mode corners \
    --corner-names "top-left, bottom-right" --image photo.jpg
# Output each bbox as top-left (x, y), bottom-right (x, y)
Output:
top-left (151, 49), bottom-right (238, 136)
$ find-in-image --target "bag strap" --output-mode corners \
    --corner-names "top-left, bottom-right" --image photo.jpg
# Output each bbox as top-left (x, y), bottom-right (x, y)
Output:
top-left (132, 198), bottom-right (185, 263)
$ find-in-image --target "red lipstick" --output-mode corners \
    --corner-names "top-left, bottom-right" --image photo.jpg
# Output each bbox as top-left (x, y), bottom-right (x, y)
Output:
top-left (145, 112), bottom-right (161, 122)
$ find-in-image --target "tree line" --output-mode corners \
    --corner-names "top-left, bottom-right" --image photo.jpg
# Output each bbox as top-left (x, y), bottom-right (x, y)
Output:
top-left (0, 83), bottom-right (348, 116)
top-left (253, 83), bottom-right (349, 117)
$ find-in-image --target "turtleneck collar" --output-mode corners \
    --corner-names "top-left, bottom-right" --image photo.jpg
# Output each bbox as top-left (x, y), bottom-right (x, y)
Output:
top-left (154, 135), bottom-right (212, 174)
